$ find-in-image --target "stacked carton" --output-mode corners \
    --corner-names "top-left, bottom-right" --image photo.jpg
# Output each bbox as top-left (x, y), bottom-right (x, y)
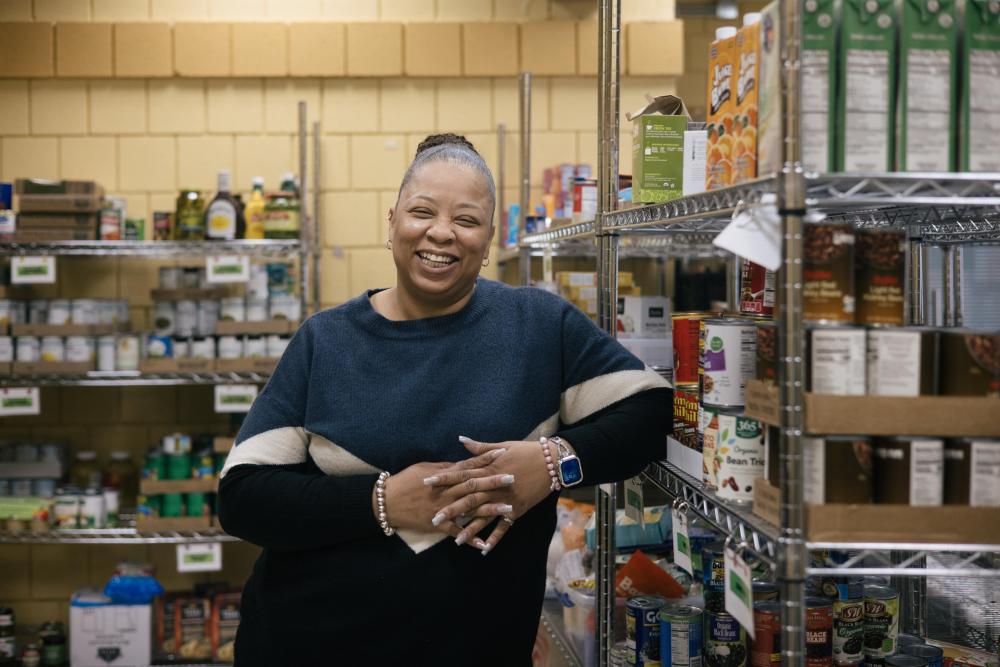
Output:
top-left (14, 179), bottom-right (104, 242)
top-left (556, 271), bottom-right (641, 318)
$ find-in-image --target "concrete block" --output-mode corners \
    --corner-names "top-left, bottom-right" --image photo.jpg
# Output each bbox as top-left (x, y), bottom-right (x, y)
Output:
top-left (235, 135), bottom-right (294, 194)
top-left (289, 23), bottom-right (345, 77)
top-left (60, 137), bottom-right (117, 191)
top-left (577, 20), bottom-right (597, 76)
top-left (148, 80), bottom-right (206, 134)
top-left (119, 137), bottom-right (176, 191)
top-left (31, 80), bottom-right (87, 135)
top-left (437, 0), bottom-right (492, 20)
top-left (550, 77), bottom-right (597, 131)
top-left (495, 0), bottom-right (549, 20)
top-left (493, 76), bottom-right (549, 131)
top-left (207, 80), bottom-right (263, 133)
top-left (437, 78), bottom-right (492, 132)
top-left (623, 0), bottom-right (676, 21)
top-left (209, 0), bottom-right (265, 19)
top-left (321, 79), bottom-right (378, 133)
top-left (0, 81), bottom-right (30, 135)
top-left (322, 0), bottom-right (376, 19)
top-left (0, 23), bottom-right (54, 77)
top-left (463, 23), bottom-right (519, 76)
top-left (381, 0), bottom-right (433, 20)
top-left (232, 22), bottom-right (288, 76)
top-left (319, 135), bottom-right (349, 190)
top-left (626, 21), bottom-right (685, 76)
top-left (531, 131), bottom-right (577, 182)
top-left (265, 0), bottom-right (323, 19)
top-left (349, 247), bottom-right (397, 294)
top-left (152, 0), bottom-right (208, 20)
top-left (404, 23), bottom-right (461, 77)
top-left (264, 79), bottom-right (321, 133)
top-left (346, 23), bottom-right (402, 77)
top-left (174, 22), bottom-right (231, 77)
top-left (322, 192), bottom-right (380, 247)
top-left (177, 135), bottom-right (235, 191)
top-left (56, 23), bottom-right (113, 77)
top-left (379, 79), bottom-right (435, 133)
top-left (115, 23), bottom-right (172, 77)
top-left (319, 248), bottom-right (352, 305)
top-left (94, 0), bottom-right (150, 20)
top-left (521, 21), bottom-right (576, 75)
top-left (90, 79), bottom-right (148, 135)
top-left (1, 138), bottom-right (58, 182)
top-left (0, 1), bottom-right (32, 20)
top-left (34, 0), bottom-right (90, 21)
top-left (349, 135), bottom-right (406, 189)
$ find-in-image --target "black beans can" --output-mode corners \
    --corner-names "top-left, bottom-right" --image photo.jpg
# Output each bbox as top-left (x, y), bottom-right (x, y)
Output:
top-left (863, 585), bottom-right (900, 662)
top-left (701, 542), bottom-right (727, 613)
top-left (866, 326), bottom-right (939, 396)
top-left (938, 329), bottom-right (1000, 396)
top-left (704, 610), bottom-right (747, 667)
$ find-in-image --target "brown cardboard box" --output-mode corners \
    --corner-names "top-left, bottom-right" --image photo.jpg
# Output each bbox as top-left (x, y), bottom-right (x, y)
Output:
top-left (17, 213), bottom-right (98, 228)
top-left (150, 288), bottom-right (228, 301)
top-left (214, 320), bottom-right (296, 335)
top-left (139, 478), bottom-right (217, 495)
top-left (13, 226), bottom-right (96, 242)
top-left (15, 179), bottom-right (103, 195)
top-left (11, 323), bottom-right (127, 336)
top-left (137, 516), bottom-right (212, 533)
top-left (214, 358), bottom-right (278, 373)
top-left (139, 358), bottom-right (216, 373)
top-left (17, 193), bottom-right (104, 213)
top-left (12, 361), bottom-right (94, 374)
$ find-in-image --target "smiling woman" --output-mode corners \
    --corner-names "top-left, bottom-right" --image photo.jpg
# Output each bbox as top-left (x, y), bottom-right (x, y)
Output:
top-left (217, 133), bottom-right (674, 665)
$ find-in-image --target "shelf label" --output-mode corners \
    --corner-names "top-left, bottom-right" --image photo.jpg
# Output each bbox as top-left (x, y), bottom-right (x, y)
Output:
top-left (0, 388), bottom-right (40, 416)
top-left (724, 544), bottom-right (756, 639)
top-left (624, 476), bottom-right (644, 528)
top-left (177, 542), bottom-right (223, 572)
top-left (671, 508), bottom-right (693, 575)
top-left (11, 256), bottom-right (56, 284)
top-left (214, 384), bottom-right (258, 413)
top-left (206, 255), bottom-right (250, 283)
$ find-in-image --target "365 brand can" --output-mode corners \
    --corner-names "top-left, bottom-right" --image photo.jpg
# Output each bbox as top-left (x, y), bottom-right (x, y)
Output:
top-left (659, 605), bottom-right (703, 667)
top-left (626, 595), bottom-right (668, 666)
top-left (866, 327), bottom-right (938, 396)
top-left (855, 229), bottom-right (905, 326)
top-left (740, 259), bottom-right (776, 316)
top-left (832, 596), bottom-right (865, 664)
top-left (700, 318), bottom-right (756, 407)
top-left (803, 436), bottom-right (873, 504)
top-left (863, 585), bottom-right (900, 661)
top-left (751, 601), bottom-right (781, 667)
top-left (704, 610), bottom-right (747, 666)
top-left (673, 389), bottom-right (700, 450)
top-left (938, 330), bottom-right (1000, 396)
top-left (673, 312), bottom-right (711, 386)
top-left (804, 221), bottom-right (856, 322)
top-left (713, 413), bottom-right (765, 505)
top-left (808, 325), bottom-right (866, 395)
top-left (873, 437), bottom-right (944, 506)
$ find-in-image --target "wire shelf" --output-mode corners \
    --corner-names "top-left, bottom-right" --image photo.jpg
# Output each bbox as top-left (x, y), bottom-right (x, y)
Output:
top-left (0, 527), bottom-right (238, 544)
top-left (541, 599), bottom-right (584, 667)
top-left (0, 370), bottom-right (271, 387)
top-left (0, 239), bottom-right (301, 258)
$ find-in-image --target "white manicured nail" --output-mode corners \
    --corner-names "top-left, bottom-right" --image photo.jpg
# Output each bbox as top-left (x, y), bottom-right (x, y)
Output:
top-left (458, 435), bottom-right (471, 443)
top-left (431, 512), bottom-right (446, 526)
top-left (481, 544), bottom-right (492, 556)
top-left (423, 476), bottom-right (439, 485)
top-left (455, 534), bottom-right (467, 546)
top-left (490, 448), bottom-right (506, 459)
top-left (499, 504), bottom-right (513, 513)
top-left (500, 474), bottom-right (515, 485)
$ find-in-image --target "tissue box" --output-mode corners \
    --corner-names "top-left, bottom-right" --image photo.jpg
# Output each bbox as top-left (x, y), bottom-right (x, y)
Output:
top-left (71, 596), bottom-right (152, 667)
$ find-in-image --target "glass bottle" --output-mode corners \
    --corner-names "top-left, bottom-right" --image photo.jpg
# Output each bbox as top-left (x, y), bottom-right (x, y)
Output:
top-left (69, 451), bottom-right (101, 489)
top-left (174, 190), bottom-right (205, 240)
top-left (205, 170), bottom-right (244, 241)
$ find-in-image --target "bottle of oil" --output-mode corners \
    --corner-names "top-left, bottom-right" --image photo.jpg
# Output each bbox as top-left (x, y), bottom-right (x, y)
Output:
top-left (244, 176), bottom-right (266, 240)
top-left (205, 170), bottom-right (244, 241)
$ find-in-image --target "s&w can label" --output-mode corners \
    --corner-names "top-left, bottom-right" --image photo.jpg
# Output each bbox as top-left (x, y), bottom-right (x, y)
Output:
top-left (833, 598), bottom-right (865, 664)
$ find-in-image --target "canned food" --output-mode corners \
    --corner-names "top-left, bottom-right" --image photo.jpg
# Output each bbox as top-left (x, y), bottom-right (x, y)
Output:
top-left (143, 448), bottom-right (165, 480)
top-left (153, 211), bottom-right (173, 241)
top-left (0, 336), bottom-right (12, 362)
top-left (172, 337), bottom-right (190, 358)
top-left (146, 335), bottom-right (173, 359)
top-left (190, 337), bottom-right (215, 359)
top-left (181, 267), bottom-right (202, 288)
top-left (938, 329), bottom-right (1000, 396)
top-left (659, 605), bottom-right (703, 667)
top-left (137, 493), bottom-right (160, 518)
top-left (752, 601), bottom-right (781, 667)
top-left (196, 299), bottom-right (219, 336)
top-left (175, 299), bottom-right (197, 337)
top-left (943, 438), bottom-right (1000, 507)
top-left (705, 610), bottom-right (747, 666)
top-left (40, 336), bottom-right (65, 362)
top-left (247, 264), bottom-right (269, 300)
top-left (269, 295), bottom-right (301, 322)
top-left (80, 487), bottom-right (105, 528)
top-left (166, 453), bottom-right (192, 480)
top-left (158, 266), bottom-right (182, 289)
top-left (10, 479), bottom-right (33, 496)
top-left (97, 335), bottom-right (116, 371)
top-left (267, 262), bottom-right (296, 296)
top-left (701, 542), bottom-right (727, 613)
top-left (885, 656), bottom-right (928, 667)
top-left (700, 318), bottom-right (756, 407)
top-left (161, 493), bottom-right (183, 518)
top-left (804, 221), bottom-right (855, 323)
top-left (220, 297), bottom-right (246, 322)
top-left (70, 299), bottom-right (98, 325)
top-left (855, 229), bottom-right (905, 326)
top-left (116, 335), bottom-right (140, 371)
top-left (31, 479), bottom-right (56, 497)
top-left (53, 488), bottom-right (80, 528)
top-left (625, 596), bottom-right (667, 667)
top-left (803, 436), bottom-right (873, 504)
top-left (266, 335), bottom-right (290, 357)
top-left (832, 596), bottom-right (865, 664)
top-left (873, 437), bottom-right (943, 506)
top-left (672, 312), bottom-right (711, 386)
top-left (673, 389), bottom-right (700, 449)
top-left (217, 335), bottom-right (243, 359)
top-left (15, 336), bottom-right (40, 361)
top-left (900, 644), bottom-right (943, 667)
top-left (28, 300), bottom-right (49, 324)
top-left (65, 336), bottom-right (95, 363)
top-left (863, 585), bottom-right (899, 661)
top-left (0, 299), bottom-right (10, 328)
top-left (103, 488), bottom-right (119, 527)
top-left (192, 448), bottom-right (214, 479)
top-left (806, 597), bottom-right (834, 667)
top-left (245, 335), bottom-right (266, 358)
top-left (866, 327), bottom-right (938, 396)
top-left (185, 492), bottom-right (209, 518)
top-left (713, 413), bottom-right (765, 505)
top-left (755, 321), bottom-right (777, 385)
top-left (808, 325), bottom-right (866, 395)
top-left (14, 443), bottom-right (37, 462)
top-left (700, 403), bottom-right (726, 489)
top-left (246, 298), bottom-right (268, 322)
top-left (752, 581), bottom-right (778, 602)
top-left (740, 259), bottom-right (775, 316)
top-left (97, 299), bottom-right (119, 325)
top-left (153, 301), bottom-right (176, 337)
top-left (47, 299), bottom-right (70, 325)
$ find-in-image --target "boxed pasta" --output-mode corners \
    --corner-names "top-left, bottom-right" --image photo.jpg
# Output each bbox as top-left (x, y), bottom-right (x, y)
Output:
top-left (802, 0), bottom-right (839, 172)
top-left (173, 595), bottom-right (212, 661)
top-left (958, 0), bottom-right (1000, 171)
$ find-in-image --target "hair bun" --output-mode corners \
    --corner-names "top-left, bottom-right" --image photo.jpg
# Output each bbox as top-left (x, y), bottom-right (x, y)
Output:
top-left (415, 133), bottom-right (478, 157)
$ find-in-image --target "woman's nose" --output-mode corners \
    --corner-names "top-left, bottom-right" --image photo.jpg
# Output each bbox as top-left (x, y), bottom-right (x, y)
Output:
top-left (425, 217), bottom-right (456, 242)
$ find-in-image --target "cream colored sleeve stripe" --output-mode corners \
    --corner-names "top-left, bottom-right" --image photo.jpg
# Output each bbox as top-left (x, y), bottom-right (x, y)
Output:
top-left (219, 426), bottom-right (309, 479)
top-left (560, 368), bottom-right (671, 426)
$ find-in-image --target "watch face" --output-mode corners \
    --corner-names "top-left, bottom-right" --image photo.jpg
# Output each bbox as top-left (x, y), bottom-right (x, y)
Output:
top-left (559, 457), bottom-right (583, 486)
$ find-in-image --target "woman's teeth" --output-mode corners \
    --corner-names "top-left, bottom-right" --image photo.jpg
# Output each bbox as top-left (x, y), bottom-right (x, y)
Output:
top-left (418, 252), bottom-right (456, 268)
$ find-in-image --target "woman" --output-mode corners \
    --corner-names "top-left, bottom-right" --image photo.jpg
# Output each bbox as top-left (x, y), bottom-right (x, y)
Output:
top-left (218, 134), bottom-right (673, 664)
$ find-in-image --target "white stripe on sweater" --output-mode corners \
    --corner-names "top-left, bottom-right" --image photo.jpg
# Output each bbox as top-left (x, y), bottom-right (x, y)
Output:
top-left (219, 427), bottom-right (308, 478)
top-left (561, 367), bottom-right (670, 425)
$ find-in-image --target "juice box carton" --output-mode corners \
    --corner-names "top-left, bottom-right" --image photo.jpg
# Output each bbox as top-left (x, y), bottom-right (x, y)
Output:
top-left (838, 0), bottom-right (897, 171)
top-left (733, 13), bottom-right (762, 183)
top-left (628, 95), bottom-right (691, 203)
top-left (896, 0), bottom-right (959, 171)
top-left (958, 0), bottom-right (1000, 171)
top-left (706, 26), bottom-right (739, 190)
top-left (757, 0), bottom-right (785, 176)
top-left (802, 0), bottom-right (839, 172)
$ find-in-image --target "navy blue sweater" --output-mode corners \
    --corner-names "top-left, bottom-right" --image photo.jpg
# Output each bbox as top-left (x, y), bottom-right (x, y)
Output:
top-left (218, 278), bottom-right (672, 665)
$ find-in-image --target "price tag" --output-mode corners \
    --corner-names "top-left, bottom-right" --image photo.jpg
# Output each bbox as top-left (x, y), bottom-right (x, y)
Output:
top-left (11, 256), bottom-right (56, 284)
top-left (724, 544), bottom-right (756, 639)
top-left (214, 384), bottom-right (258, 413)
top-left (176, 542), bottom-right (223, 572)
top-left (205, 255), bottom-right (250, 283)
top-left (671, 508), bottom-right (693, 575)
top-left (624, 476), bottom-right (645, 528)
top-left (0, 388), bottom-right (41, 416)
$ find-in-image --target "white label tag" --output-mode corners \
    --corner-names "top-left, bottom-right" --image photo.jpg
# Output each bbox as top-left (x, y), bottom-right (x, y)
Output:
top-left (206, 255), bottom-right (250, 283)
top-left (624, 476), bottom-right (644, 528)
top-left (724, 545), bottom-right (756, 639)
top-left (176, 542), bottom-right (223, 572)
top-left (672, 508), bottom-right (693, 575)
top-left (214, 384), bottom-right (258, 413)
top-left (11, 256), bottom-right (56, 284)
top-left (0, 388), bottom-right (41, 415)
top-left (543, 246), bottom-right (554, 284)
top-left (713, 196), bottom-right (782, 272)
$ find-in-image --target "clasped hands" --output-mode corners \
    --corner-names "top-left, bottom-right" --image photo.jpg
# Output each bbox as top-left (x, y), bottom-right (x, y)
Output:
top-left (377, 436), bottom-right (554, 555)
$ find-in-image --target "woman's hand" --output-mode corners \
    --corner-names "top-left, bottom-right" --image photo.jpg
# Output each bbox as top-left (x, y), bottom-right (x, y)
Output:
top-left (426, 436), bottom-right (556, 555)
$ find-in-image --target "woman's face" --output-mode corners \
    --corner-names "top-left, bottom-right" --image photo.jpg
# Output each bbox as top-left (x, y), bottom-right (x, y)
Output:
top-left (389, 160), bottom-right (495, 306)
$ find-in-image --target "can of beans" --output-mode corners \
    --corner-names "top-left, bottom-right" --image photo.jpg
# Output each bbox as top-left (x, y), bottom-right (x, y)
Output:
top-left (165, 453), bottom-right (192, 481)
top-left (713, 413), bottom-right (765, 506)
top-left (804, 221), bottom-right (856, 323)
top-left (740, 259), bottom-right (776, 316)
top-left (943, 438), bottom-right (1000, 507)
top-left (673, 389), bottom-right (700, 450)
top-left (900, 644), bottom-right (943, 667)
top-left (673, 312), bottom-right (711, 386)
top-left (873, 437), bottom-right (943, 506)
top-left (855, 228), bottom-right (905, 326)
top-left (625, 595), bottom-right (667, 667)
top-left (191, 448), bottom-right (214, 479)
top-left (751, 601), bottom-right (781, 667)
top-left (700, 318), bottom-right (757, 407)
top-left (752, 581), bottom-right (778, 603)
top-left (863, 585), bottom-right (899, 662)
top-left (938, 329), bottom-right (1000, 396)
top-left (755, 321), bottom-right (777, 385)
top-left (659, 605), bottom-right (702, 667)
top-left (704, 610), bottom-right (748, 666)
top-left (832, 596), bottom-right (865, 664)
top-left (807, 324), bottom-right (866, 395)
top-left (866, 327), bottom-right (938, 396)
top-left (160, 493), bottom-right (183, 518)
top-left (185, 492), bottom-right (209, 518)
top-left (806, 596), bottom-right (834, 667)
top-left (701, 542), bottom-right (727, 613)
top-left (143, 448), bottom-right (165, 480)
top-left (803, 436), bottom-right (873, 504)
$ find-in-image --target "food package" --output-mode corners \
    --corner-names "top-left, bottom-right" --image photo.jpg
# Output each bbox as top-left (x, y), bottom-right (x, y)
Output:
top-left (627, 95), bottom-right (691, 203)
top-left (173, 594), bottom-right (212, 661)
top-left (614, 549), bottom-right (686, 599)
top-left (211, 591), bottom-right (241, 663)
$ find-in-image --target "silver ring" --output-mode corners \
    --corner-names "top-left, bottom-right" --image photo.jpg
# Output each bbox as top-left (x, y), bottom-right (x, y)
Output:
top-left (502, 516), bottom-right (514, 526)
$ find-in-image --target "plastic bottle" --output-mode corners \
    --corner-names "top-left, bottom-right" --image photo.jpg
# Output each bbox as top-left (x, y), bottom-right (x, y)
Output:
top-left (244, 177), bottom-right (266, 240)
top-left (205, 170), bottom-right (245, 241)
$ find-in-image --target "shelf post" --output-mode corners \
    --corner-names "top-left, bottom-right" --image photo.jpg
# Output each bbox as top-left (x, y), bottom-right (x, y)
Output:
top-left (776, 0), bottom-right (808, 661)
top-left (297, 101), bottom-right (311, 317)
top-left (519, 73), bottom-right (532, 245)
top-left (595, 0), bottom-right (622, 664)
top-left (942, 245), bottom-right (955, 326)
top-left (497, 123), bottom-right (507, 231)
top-left (311, 120), bottom-right (322, 316)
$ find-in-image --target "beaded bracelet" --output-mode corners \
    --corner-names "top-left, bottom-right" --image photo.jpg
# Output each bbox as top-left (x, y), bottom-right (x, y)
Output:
top-left (539, 436), bottom-right (562, 492)
top-left (375, 471), bottom-right (395, 537)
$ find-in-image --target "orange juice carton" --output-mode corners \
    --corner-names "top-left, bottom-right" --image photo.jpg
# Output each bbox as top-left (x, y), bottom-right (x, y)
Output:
top-left (958, 0), bottom-right (1000, 171)
top-left (757, 0), bottom-right (785, 176)
top-left (802, 0), bottom-right (839, 172)
top-left (706, 26), bottom-right (739, 190)
top-left (733, 13), bottom-right (762, 183)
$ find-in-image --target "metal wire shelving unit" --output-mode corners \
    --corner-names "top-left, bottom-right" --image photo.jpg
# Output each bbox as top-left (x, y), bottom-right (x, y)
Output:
top-left (0, 527), bottom-right (238, 545)
top-left (0, 239), bottom-right (301, 258)
top-left (0, 369), bottom-right (274, 388)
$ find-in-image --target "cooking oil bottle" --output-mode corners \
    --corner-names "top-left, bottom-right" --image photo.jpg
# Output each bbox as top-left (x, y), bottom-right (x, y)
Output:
top-left (244, 176), bottom-right (266, 240)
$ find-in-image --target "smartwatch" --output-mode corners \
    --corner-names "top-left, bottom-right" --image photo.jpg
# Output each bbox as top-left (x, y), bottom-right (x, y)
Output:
top-left (549, 436), bottom-right (583, 487)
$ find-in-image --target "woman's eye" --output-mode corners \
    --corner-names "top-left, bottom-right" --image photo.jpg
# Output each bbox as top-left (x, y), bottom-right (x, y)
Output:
top-left (411, 209), bottom-right (433, 218)
top-left (457, 218), bottom-right (479, 227)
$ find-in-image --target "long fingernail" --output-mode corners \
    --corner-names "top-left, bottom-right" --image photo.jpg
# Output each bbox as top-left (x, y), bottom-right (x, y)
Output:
top-left (481, 544), bottom-right (492, 556)
top-left (455, 534), bottom-right (467, 546)
top-left (431, 512), bottom-right (446, 526)
top-left (472, 538), bottom-right (487, 549)
top-left (500, 474), bottom-right (515, 485)
top-left (423, 476), bottom-right (439, 485)
top-left (458, 435), bottom-right (471, 443)
top-left (490, 449), bottom-right (506, 459)
top-left (497, 505), bottom-right (513, 515)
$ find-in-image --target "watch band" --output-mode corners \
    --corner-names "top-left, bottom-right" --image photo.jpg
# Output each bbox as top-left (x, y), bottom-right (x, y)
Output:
top-left (549, 436), bottom-right (584, 487)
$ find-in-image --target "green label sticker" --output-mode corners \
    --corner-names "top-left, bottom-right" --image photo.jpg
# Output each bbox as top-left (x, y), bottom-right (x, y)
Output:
top-left (676, 532), bottom-right (690, 556)
top-left (711, 335), bottom-right (724, 352)
top-left (730, 569), bottom-right (751, 606)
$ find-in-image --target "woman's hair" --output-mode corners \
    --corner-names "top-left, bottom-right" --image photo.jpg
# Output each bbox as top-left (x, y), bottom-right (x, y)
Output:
top-left (395, 133), bottom-right (497, 222)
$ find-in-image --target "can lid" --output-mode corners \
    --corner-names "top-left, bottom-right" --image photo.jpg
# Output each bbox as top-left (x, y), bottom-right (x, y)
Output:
top-left (805, 595), bottom-right (833, 609)
top-left (902, 645), bottom-right (944, 658)
top-left (863, 584), bottom-right (897, 599)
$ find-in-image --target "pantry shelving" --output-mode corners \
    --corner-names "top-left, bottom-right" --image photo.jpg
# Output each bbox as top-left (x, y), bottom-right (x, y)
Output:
top-left (0, 370), bottom-right (273, 388)
top-left (0, 527), bottom-right (237, 545)
top-left (541, 599), bottom-right (584, 667)
top-left (0, 239), bottom-right (301, 258)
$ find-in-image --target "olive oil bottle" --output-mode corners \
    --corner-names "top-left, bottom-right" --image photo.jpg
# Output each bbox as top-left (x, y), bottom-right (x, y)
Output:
top-left (205, 170), bottom-right (245, 241)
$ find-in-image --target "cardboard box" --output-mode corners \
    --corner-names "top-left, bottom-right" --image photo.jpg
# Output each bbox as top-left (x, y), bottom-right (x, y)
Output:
top-left (150, 288), bottom-right (228, 301)
top-left (17, 212), bottom-right (98, 228)
top-left (17, 193), bottom-right (104, 213)
top-left (757, 0), bottom-right (785, 175)
top-left (214, 358), bottom-right (279, 373)
top-left (70, 599), bottom-right (152, 667)
top-left (619, 337), bottom-right (673, 368)
top-left (959, 0), bottom-right (1000, 171)
top-left (13, 226), bottom-right (96, 242)
top-left (896, 0), bottom-right (958, 171)
top-left (12, 361), bottom-right (94, 374)
top-left (616, 295), bottom-right (671, 338)
top-left (838, 0), bottom-right (897, 171)
top-left (136, 515), bottom-right (212, 532)
top-left (628, 96), bottom-right (690, 203)
top-left (706, 28), bottom-right (738, 189)
top-left (139, 478), bottom-right (217, 495)
top-left (15, 179), bottom-right (102, 195)
top-left (557, 271), bottom-right (634, 288)
top-left (214, 319), bottom-right (297, 335)
top-left (733, 17), bottom-right (761, 183)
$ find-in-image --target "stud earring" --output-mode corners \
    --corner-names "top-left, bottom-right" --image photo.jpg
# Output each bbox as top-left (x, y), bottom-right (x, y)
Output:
top-left (482, 257), bottom-right (490, 267)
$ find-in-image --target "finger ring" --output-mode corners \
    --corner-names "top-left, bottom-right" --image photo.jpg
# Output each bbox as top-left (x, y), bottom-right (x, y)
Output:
top-left (502, 516), bottom-right (514, 526)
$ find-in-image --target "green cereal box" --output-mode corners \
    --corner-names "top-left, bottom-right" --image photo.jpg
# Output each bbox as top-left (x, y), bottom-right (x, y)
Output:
top-left (628, 95), bottom-right (690, 203)
top-left (803, 0), bottom-right (840, 172)
top-left (837, 0), bottom-right (897, 171)
top-left (959, 0), bottom-right (1000, 171)
top-left (896, 0), bottom-right (959, 171)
